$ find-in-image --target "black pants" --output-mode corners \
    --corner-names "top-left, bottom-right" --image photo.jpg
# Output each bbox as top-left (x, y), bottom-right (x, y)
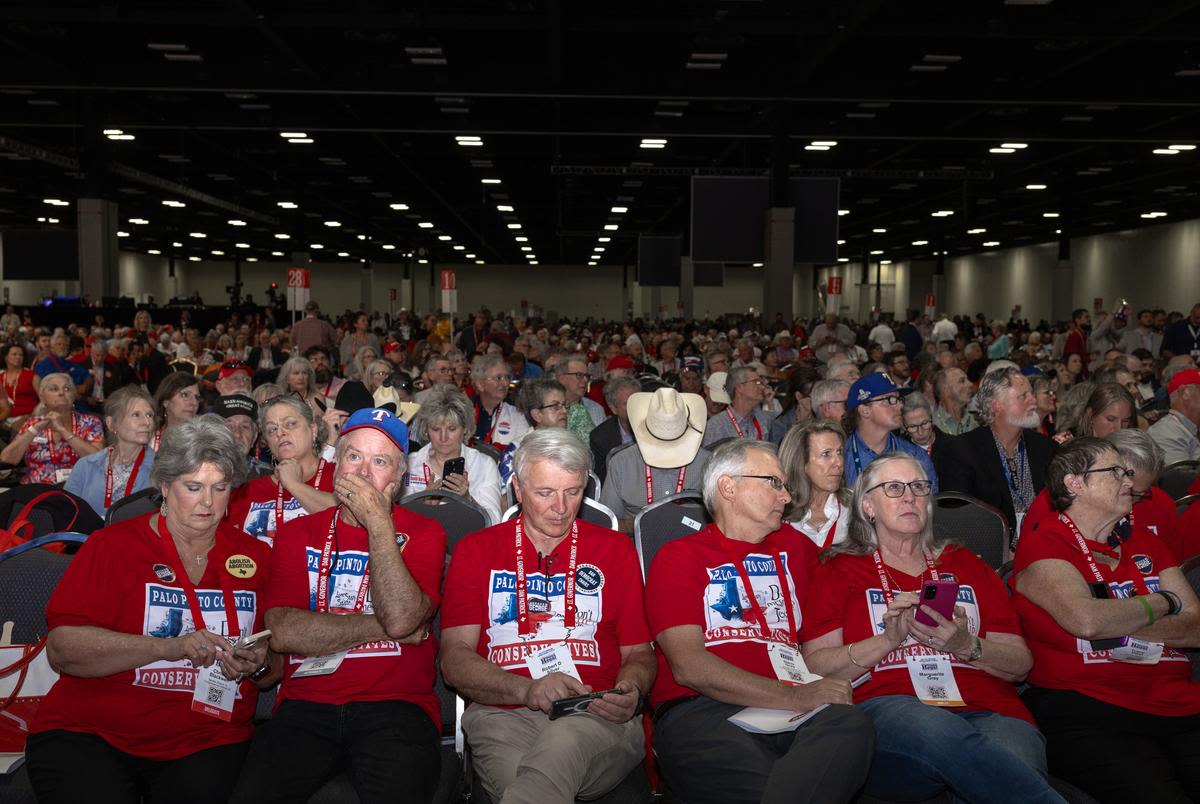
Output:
top-left (1023, 686), bottom-right (1200, 804)
top-left (653, 696), bottom-right (875, 804)
top-left (229, 698), bottom-right (440, 804)
top-left (25, 730), bottom-right (248, 804)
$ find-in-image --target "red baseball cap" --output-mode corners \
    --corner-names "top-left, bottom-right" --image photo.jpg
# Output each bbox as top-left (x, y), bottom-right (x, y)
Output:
top-left (383, 342), bottom-right (404, 355)
top-left (218, 359), bottom-right (252, 380)
top-left (1168, 368), bottom-right (1200, 395)
top-left (606, 355), bottom-right (636, 372)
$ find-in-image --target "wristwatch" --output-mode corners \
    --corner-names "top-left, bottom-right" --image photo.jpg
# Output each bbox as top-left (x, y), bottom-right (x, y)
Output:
top-left (966, 636), bottom-right (983, 662)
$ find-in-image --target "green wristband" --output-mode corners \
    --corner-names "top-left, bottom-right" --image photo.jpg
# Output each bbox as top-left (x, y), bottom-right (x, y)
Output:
top-left (1137, 594), bottom-right (1155, 626)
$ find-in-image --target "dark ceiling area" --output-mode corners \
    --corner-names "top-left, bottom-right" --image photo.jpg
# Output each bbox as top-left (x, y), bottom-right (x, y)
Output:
top-left (3, 1), bottom-right (1200, 271)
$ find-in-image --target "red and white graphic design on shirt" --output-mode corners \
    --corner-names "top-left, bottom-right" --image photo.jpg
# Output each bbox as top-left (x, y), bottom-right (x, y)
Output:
top-left (701, 552), bottom-right (802, 646)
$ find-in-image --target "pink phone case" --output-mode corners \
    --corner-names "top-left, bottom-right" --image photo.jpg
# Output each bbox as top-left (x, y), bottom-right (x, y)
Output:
top-left (914, 581), bottom-right (960, 627)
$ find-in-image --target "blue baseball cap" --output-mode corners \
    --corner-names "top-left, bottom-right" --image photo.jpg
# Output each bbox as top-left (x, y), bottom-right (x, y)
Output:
top-left (340, 407), bottom-right (409, 454)
top-left (1020, 365), bottom-right (1045, 377)
top-left (847, 372), bottom-right (912, 410)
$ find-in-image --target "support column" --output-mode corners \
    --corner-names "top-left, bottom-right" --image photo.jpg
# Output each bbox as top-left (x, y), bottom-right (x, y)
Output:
top-left (1052, 236), bottom-right (1074, 323)
top-left (77, 198), bottom-right (119, 302)
top-left (360, 261), bottom-right (374, 312)
top-left (679, 256), bottom-right (695, 320)
top-left (620, 264), bottom-right (633, 321)
top-left (649, 286), bottom-right (663, 321)
top-left (792, 263), bottom-right (814, 322)
top-left (763, 207), bottom-right (795, 327)
top-left (931, 253), bottom-right (947, 319)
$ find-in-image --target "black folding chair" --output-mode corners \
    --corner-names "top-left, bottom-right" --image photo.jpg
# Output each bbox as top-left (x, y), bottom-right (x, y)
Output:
top-left (1176, 493), bottom-right (1200, 516)
top-left (105, 486), bottom-right (163, 525)
top-left (500, 497), bottom-right (619, 531)
top-left (1159, 460), bottom-right (1200, 500)
top-left (473, 442), bottom-right (503, 465)
top-left (1182, 554), bottom-right (1200, 684)
top-left (931, 492), bottom-right (1010, 570)
top-left (400, 490), bottom-right (493, 549)
top-left (633, 491), bottom-right (712, 582)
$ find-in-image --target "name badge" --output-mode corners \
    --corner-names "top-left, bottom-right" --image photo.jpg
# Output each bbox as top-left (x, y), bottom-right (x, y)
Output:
top-left (905, 654), bottom-right (966, 707)
top-left (767, 643), bottom-right (822, 686)
top-left (191, 661), bottom-right (238, 722)
top-left (54, 468), bottom-right (71, 484)
top-left (1110, 638), bottom-right (1163, 665)
top-left (292, 651), bottom-right (347, 677)
top-left (525, 643), bottom-right (581, 682)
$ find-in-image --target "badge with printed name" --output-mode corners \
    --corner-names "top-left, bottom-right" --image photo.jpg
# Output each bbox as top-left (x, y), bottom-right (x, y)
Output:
top-left (191, 660), bottom-right (238, 721)
top-left (905, 654), bottom-right (966, 707)
top-left (292, 651), bottom-right (348, 677)
top-left (53, 468), bottom-right (71, 484)
top-left (1110, 638), bottom-right (1163, 665)
top-left (767, 643), bottom-right (822, 686)
top-left (525, 643), bottom-right (581, 682)
top-left (225, 554), bottom-right (257, 578)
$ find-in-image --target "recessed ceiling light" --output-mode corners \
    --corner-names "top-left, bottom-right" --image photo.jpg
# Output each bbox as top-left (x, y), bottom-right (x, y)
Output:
top-left (1025, 184), bottom-right (1047, 190)
top-left (272, 251), bottom-right (284, 256)
top-left (837, 239), bottom-right (846, 245)
top-left (280, 132), bottom-right (306, 139)
top-left (117, 231), bottom-right (130, 237)
top-left (309, 243), bottom-right (324, 249)
top-left (990, 147), bottom-right (1016, 154)
top-left (1170, 144), bottom-right (1197, 151)
top-left (475, 259), bottom-right (485, 264)
top-left (129, 218), bottom-right (149, 225)
top-left (529, 260), bottom-right (539, 265)
top-left (837, 257), bottom-right (850, 263)
top-left (838, 209), bottom-right (850, 216)
top-left (453, 245), bottom-right (465, 251)
top-left (211, 249), bottom-right (224, 255)
top-left (594, 247), bottom-right (606, 253)
top-left (246, 257), bottom-right (258, 262)
top-left (515, 236), bottom-right (529, 242)
top-left (235, 242), bottom-right (250, 248)
top-left (277, 201), bottom-right (298, 209)
top-left (389, 203), bottom-right (410, 210)
top-left (382, 244), bottom-right (396, 250)
top-left (324, 220), bottom-right (341, 227)
top-left (1043, 212), bottom-right (1060, 218)
top-left (481, 178), bottom-right (502, 184)
top-left (188, 256), bottom-right (201, 262)
top-left (286, 138), bottom-right (314, 144)
top-left (507, 223), bottom-right (522, 229)
top-left (228, 219), bottom-right (246, 226)
top-left (418, 222), bottom-right (434, 229)
top-left (162, 200), bottom-right (186, 208)
top-left (967, 228), bottom-right (987, 234)
top-left (147, 249), bottom-right (161, 255)
top-left (1141, 211), bottom-right (1168, 218)
top-left (497, 205), bottom-right (515, 212)
top-left (520, 246), bottom-right (532, 252)
top-left (188, 232), bottom-right (206, 238)
top-left (337, 252), bottom-right (349, 257)
top-left (274, 233), bottom-right (290, 239)
top-left (172, 241), bottom-right (183, 247)
top-left (932, 210), bottom-right (955, 217)
top-left (610, 206), bottom-right (628, 214)
top-left (811, 141), bottom-right (838, 147)
top-left (912, 240), bottom-right (929, 246)
top-left (983, 241), bottom-right (1001, 247)
top-left (598, 237), bottom-right (611, 243)
top-left (437, 235), bottom-right (452, 241)
top-left (872, 228), bottom-right (887, 233)
top-left (1153, 148), bottom-right (1180, 155)
top-left (639, 138), bottom-right (667, 149)
top-left (880, 260), bottom-right (892, 265)
top-left (604, 224), bottom-right (619, 231)
top-left (1001, 143), bottom-right (1028, 149)
top-left (465, 253), bottom-right (475, 259)
top-left (804, 145), bottom-right (830, 151)
top-left (588, 261), bottom-right (598, 266)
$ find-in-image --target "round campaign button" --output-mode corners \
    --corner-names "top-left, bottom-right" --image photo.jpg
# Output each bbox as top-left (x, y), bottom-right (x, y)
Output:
top-left (395, 532), bottom-right (409, 549)
top-left (575, 563), bottom-right (605, 593)
top-left (152, 563), bottom-right (176, 583)
top-left (226, 554), bottom-right (257, 578)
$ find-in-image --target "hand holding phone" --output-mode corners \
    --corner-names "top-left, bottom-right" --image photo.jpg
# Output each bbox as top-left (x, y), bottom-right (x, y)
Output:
top-left (914, 581), bottom-right (960, 627)
top-left (443, 456), bottom-right (466, 478)
top-left (549, 688), bottom-right (621, 720)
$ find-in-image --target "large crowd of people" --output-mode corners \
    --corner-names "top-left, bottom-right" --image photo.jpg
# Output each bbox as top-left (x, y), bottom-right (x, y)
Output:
top-left (4, 294), bottom-right (1200, 803)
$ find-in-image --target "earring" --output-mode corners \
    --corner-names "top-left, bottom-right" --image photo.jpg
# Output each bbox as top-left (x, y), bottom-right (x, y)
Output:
top-left (160, 499), bottom-right (168, 517)
top-left (867, 513), bottom-right (876, 525)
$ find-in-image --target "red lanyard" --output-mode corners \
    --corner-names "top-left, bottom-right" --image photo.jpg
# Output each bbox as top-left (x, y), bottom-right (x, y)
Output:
top-left (872, 549), bottom-right (939, 605)
top-left (514, 516), bottom-right (579, 636)
top-left (152, 428), bottom-right (163, 452)
top-left (104, 446), bottom-right (147, 508)
top-left (155, 518), bottom-right (241, 639)
top-left (275, 459), bottom-right (326, 527)
top-left (315, 508), bottom-right (372, 613)
top-left (726, 408), bottom-right (762, 440)
top-left (3, 371), bottom-right (17, 400)
top-left (645, 464), bottom-right (687, 505)
top-left (819, 498), bottom-right (842, 550)
top-left (47, 413), bottom-right (79, 465)
top-left (723, 541), bottom-right (798, 646)
top-left (1058, 513), bottom-right (1150, 595)
top-left (476, 398), bottom-right (503, 445)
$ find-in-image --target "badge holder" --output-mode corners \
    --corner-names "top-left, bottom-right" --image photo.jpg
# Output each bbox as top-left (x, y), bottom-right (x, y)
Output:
top-left (525, 643), bottom-right (581, 682)
top-left (293, 651), bottom-right (348, 677)
top-left (905, 654), bottom-right (966, 707)
top-left (767, 644), bottom-right (822, 686)
top-left (191, 655), bottom-right (238, 721)
top-left (1109, 638), bottom-right (1163, 665)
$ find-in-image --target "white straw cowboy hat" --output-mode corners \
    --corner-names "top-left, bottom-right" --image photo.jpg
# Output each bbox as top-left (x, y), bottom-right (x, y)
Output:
top-left (626, 388), bottom-right (708, 469)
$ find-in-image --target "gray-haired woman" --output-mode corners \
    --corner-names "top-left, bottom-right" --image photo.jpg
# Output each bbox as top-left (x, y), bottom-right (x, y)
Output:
top-left (403, 384), bottom-right (502, 523)
top-left (26, 415), bottom-right (277, 804)
top-left (226, 395), bottom-right (335, 545)
top-left (278, 355), bottom-right (325, 417)
top-left (803, 452), bottom-right (1059, 803)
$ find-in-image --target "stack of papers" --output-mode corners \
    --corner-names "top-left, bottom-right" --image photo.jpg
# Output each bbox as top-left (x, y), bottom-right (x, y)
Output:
top-left (727, 672), bottom-right (872, 734)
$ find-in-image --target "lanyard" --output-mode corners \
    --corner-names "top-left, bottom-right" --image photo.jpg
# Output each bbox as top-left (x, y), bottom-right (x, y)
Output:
top-left (275, 458), bottom-right (326, 526)
top-left (315, 508), bottom-right (372, 614)
top-left (722, 542), bottom-right (798, 646)
top-left (645, 464), bottom-right (687, 505)
top-left (3, 371), bottom-right (18, 400)
top-left (872, 549), bottom-right (939, 605)
top-left (850, 432), bottom-right (896, 475)
top-left (726, 408), bottom-right (762, 440)
top-left (1058, 513), bottom-right (1150, 595)
top-left (151, 428), bottom-right (163, 452)
top-left (155, 518), bottom-right (241, 639)
top-left (476, 398), bottom-right (503, 445)
top-left (817, 497), bottom-right (842, 550)
top-left (997, 437), bottom-right (1028, 493)
top-left (47, 413), bottom-right (80, 465)
top-left (104, 446), bottom-right (147, 508)
top-left (514, 515), bottom-right (579, 636)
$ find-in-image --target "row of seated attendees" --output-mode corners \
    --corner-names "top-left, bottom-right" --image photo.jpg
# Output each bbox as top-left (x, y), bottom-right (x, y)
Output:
top-left (3, 298), bottom-right (1200, 803)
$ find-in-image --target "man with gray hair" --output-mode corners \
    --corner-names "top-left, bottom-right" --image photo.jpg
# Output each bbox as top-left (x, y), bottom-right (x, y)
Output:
top-left (935, 366), bottom-right (1057, 534)
top-left (1147, 368), bottom-right (1200, 465)
top-left (702, 365), bottom-right (776, 446)
top-left (645, 439), bottom-right (874, 803)
top-left (550, 354), bottom-right (606, 443)
top-left (588, 374), bottom-right (641, 483)
top-left (441, 428), bottom-right (655, 804)
top-left (810, 378), bottom-right (850, 422)
top-left (470, 354), bottom-right (529, 450)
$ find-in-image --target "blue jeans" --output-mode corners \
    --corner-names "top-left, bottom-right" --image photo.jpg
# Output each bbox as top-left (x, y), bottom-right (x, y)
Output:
top-left (859, 695), bottom-right (1064, 804)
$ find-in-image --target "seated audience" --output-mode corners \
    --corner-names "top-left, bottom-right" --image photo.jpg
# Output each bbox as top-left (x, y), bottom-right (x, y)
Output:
top-left (842, 373), bottom-right (937, 490)
top-left (1147, 367), bottom-right (1200, 464)
top-left (469, 354), bottom-right (530, 450)
top-left (1, 371), bottom-right (103, 483)
top-left (152, 372), bottom-right (202, 451)
top-left (65, 385), bottom-right (157, 518)
top-left (588, 374), bottom-right (640, 482)
top-left (3, 340), bottom-right (39, 429)
top-left (779, 419), bottom-right (852, 550)
top-left (702, 366), bottom-right (776, 445)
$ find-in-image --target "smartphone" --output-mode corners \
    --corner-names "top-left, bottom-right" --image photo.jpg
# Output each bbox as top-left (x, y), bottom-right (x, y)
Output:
top-left (549, 688), bottom-right (621, 720)
top-left (235, 629), bottom-right (272, 650)
top-left (443, 457), bottom-right (466, 478)
top-left (914, 581), bottom-right (960, 627)
top-left (1087, 582), bottom-right (1130, 651)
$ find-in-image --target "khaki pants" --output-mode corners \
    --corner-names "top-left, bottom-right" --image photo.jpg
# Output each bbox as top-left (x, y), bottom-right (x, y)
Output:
top-left (462, 704), bottom-right (643, 804)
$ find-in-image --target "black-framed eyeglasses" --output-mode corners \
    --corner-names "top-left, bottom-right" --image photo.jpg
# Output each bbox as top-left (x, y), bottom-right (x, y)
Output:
top-left (558, 371), bottom-right (588, 380)
top-left (538, 400), bottom-right (566, 411)
top-left (485, 374), bottom-right (512, 383)
top-left (1082, 465), bottom-right (1135, 482)
top-left (906, 420), bottom-right (933, 432)
top-left (733, 474), bottom-right (794, 495)
top-left (866, 479), bottom-right (933, 498)
top-left (867, 394), bottom-right (902, 407)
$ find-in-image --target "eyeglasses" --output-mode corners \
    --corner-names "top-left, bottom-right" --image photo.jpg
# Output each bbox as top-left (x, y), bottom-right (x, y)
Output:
top-left (1081, 465), bottom-right (1135, 482)
top-left (739, 378), bottom-right (769, 386)
top-left (485, 374), bottom-right (512, 383)
top-left (558, 371), bottom-right (588, 380)
top-left (866, 479), bottom-right (933, 498)
top-left (867, 395), bottom-right (902, 406)
top-left (734, 474), bottom-right (794, 495)
top-left (370, 369), bottom-right (390, 377)
top-left (538, 401), bottom-right (566, 411)
top-left (905, 420), bottom-right (933, 432)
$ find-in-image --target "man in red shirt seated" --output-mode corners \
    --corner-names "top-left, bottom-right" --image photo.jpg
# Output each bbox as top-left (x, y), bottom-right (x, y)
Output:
top-left (440, 428), bottom-right (655, 803)
top-left (230, 408), bottom-right (448, 803)
top-left (645, 439), bottom-right (874, 803)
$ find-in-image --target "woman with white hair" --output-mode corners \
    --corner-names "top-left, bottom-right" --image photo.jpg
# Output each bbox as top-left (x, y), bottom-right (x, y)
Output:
top-left (1, 371), bottom-right (103, 484)
top-left (403, 384), bottom-right (502, 523)
top-left (277, 355), bottom-right (325, 417)
top-left (803, 453), bottom-right (1059, 803)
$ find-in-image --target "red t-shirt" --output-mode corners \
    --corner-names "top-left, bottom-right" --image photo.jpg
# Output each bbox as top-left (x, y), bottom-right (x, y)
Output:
top-left (226, 459), bottom-right (335, 547)
top-left (1188, 475), bottom-right (1200, 498)
top-left (645, 523), bottom-right (817, 708)
top-left (1011, 515), bottom-right (1200, 716)
top-left (1166, 498), bottom-right (1200, 564)
top-left (802, 544), bottom-right (1033, 724)
top-left (1020, 487), bottom-right (1178, 559)
top-left (33, 514), bottom-right (272, 759)
top-left (441, 518), bottom-right (651, 704)
top-left (263, 505), bottom-right (446, 725)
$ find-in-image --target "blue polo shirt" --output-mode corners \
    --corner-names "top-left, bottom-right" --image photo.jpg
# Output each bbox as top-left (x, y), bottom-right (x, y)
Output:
top-left (843, 430), bottom-right (939, 492)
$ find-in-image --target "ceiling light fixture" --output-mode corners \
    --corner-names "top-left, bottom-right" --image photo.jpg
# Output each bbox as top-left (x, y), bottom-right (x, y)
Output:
top-left (279, 132), bottom-right (306, 139)
top-left (639, 138), bottom-right (667, 149)
top-left (228, 219), bottom-right (246, 226)
top-left (277, 201), bottom-right (298, 209)
top-left (1001, 143), bottom-right (1028, 149)
top-left (604, 224), bottom-right (619, 231)
top-left (967, 228), bottom-right (987, 234)
top-left (418, 222), bottom-right (434, 229)
top-left (611, 206), bottom-right (628, 214)
top-left (481, 178), bottom-right (502, 184)
top-left (1025, 184), bottom-right (1047, 190)
top-left (162, 200), bottom-right (186, 208)
top-left (872, 228), bottom-right (887, 233)
top-left (324, 220), bottom-right (341, 227)
top-left (983, 241), bottom-right (1001, 247)
top-left (389, 203), bottom-right (410, 210)
top-left (912, 240), bottom-right (929, 246)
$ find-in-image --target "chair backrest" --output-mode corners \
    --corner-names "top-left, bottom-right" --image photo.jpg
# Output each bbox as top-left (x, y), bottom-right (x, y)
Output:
top-left (106, 486), bottom-right (163, 525)
top-left (1184, 559), bottom-right (1200, 683)
top-left (500, 498), bottom-right (619, 531)
top-left (0, 532), bottom-right (87, 642)
top-left (1176, 493), bottom-right (1200, 517)
top-left (399, 491), bottom-right (492, 552)
top-left (585, 470), bottom-right (602, 501)
top-left (473, 442), bottom-right (502, 465)
top-left (932, 492), bottom-right (1009, 570)
top-left (706, 436), bottom-right (739, 452)
top-left (634, 491), bottom-right (711, 583)
top-left (1159, 460), bottom-right (1200, 500)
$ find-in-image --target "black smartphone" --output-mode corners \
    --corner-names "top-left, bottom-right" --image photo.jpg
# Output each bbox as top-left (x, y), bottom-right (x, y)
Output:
top-left (549, 688), bottom-right (621, 720)
top-left (443, 457), bottom-right (466, 478)
top-left (1088, 582), bottom-right (1129, 651)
